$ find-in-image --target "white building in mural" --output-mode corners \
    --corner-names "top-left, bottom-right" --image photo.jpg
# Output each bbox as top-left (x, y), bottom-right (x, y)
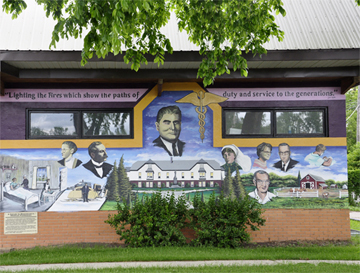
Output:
top-left (127, 159), bottom-right (224, 188)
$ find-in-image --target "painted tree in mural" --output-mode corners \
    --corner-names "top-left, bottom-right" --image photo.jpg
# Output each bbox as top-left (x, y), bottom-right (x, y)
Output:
top-left (105, 161), bottom-right (119, 201)
top-left (223, 167), bottom-right (235, 199)
top-left (2, 0), bottom-right (286, 86)
top-left (297, 171), bottom-right (301, 187)
top-left (234, 168), bottom-right (246, 200)
top-left (240, 172), bottom-right (298, 188)
top-left (117, 155), bottom-right (133, 202)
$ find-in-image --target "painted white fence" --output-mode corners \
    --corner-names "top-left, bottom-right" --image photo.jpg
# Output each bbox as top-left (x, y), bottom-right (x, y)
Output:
top-left (274, 190), bottom-right (319, 198)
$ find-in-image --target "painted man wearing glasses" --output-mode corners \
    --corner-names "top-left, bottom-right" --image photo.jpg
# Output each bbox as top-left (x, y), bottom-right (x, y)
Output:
top-left (273, 143), bottom-right (299, 172)
top-left (248, 170), bottom-right (276, 204)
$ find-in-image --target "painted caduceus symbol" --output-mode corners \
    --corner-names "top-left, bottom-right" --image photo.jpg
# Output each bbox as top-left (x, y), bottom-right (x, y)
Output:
top-left (176, 90), bottom-right (228, 142)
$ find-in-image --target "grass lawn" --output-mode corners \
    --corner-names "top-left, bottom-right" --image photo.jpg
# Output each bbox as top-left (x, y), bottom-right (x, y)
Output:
top-left (351, 220), bottom-right (360, 230)
top-left (2, 263), bottom-right (359, 273)
top-left (1, 237), bottom-right (359, 266)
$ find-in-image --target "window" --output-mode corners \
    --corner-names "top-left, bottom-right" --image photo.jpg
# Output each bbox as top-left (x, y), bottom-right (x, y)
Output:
top-left (147, 172), bottom-right (153, 179)
top-left (27, 109), bottom-right (133, 139)
top-left (223, 108), bottom-right (327, 138)
top-left (138, 172), bottom-right (142, 179)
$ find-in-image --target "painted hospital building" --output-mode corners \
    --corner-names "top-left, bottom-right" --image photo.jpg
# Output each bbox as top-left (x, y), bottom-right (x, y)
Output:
top-left (127, 159), bottom-right (223, 188)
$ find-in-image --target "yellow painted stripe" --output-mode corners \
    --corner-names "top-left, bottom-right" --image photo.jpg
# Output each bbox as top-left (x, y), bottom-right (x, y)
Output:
top-left (162, 82), bottom-right (205, 92)
top-left (0, 136), bottom-right (347, 149)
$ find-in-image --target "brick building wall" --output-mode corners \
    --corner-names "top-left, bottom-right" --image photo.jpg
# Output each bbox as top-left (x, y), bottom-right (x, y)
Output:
top-left (0, 209), bottom-right (350, 250)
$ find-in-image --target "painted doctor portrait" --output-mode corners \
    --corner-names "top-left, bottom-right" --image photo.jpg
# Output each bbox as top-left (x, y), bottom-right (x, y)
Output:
top-left (58, 141), bottom-right (82, 169)
top-left (83, 141), bottom-right (113, 178)
top-left (153, 105), bottom-right (185, 157)
top-left (248, 170), bottom-right (276, 204)
top-left (273, 143), bottom-right (299, 172)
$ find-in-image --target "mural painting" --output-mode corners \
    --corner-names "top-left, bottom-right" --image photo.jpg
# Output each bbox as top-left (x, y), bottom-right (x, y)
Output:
top-left (0, 86), bottom-right (348, 212)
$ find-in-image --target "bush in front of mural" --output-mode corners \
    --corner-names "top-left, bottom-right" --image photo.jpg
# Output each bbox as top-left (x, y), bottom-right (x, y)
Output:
top-left (190, 192), bottom-right (265, 248)
top-left (106, 192), bottom-right (190, 247)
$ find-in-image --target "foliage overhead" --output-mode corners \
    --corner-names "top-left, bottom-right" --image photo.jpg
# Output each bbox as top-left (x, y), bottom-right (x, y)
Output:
top-left (346, 87), bottom-right (358, 153)
top-left (2, 0), bottom-right (286, 86)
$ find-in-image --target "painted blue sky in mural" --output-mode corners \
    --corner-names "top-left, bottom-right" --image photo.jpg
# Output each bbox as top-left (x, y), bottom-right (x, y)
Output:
top-left (0, 91), bottom-right (348, 185)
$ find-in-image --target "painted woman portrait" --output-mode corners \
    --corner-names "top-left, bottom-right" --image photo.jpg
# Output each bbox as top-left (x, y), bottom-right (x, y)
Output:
top-left (252, 142), bottom-right (272, 169)
top-left (221, 144), bottom-right (251, 175)
top-left (58, 141), bottom-right (82, 169)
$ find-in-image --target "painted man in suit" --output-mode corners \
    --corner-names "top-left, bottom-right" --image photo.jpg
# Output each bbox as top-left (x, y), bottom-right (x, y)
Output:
top-left (273, 143), bottom-right (299, 172)
top-left (81, 183), bottom-right (90, 202)
top-left (153, 105), bottom-right (185, 157)
top-left (83, 141), bottom-right (113, 178)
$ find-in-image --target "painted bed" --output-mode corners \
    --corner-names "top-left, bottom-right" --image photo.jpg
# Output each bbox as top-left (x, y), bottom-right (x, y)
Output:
top-left (3, 182), bottom-right (40, 211)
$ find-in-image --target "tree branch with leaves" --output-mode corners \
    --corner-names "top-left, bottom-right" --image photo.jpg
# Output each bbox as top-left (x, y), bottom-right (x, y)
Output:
top-left (3, 0), bottom-right (287, 86)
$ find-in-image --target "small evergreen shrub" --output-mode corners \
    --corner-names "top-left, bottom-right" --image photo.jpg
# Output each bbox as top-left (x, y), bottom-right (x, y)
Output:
top-left (190, 192), bottom-right (265, 248)
top-left (106, 192), bottom-right (190, 247)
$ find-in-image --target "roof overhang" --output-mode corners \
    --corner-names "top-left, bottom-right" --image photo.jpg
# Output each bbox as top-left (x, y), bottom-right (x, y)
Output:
top-left (1, 48), bottom-right (359, 94)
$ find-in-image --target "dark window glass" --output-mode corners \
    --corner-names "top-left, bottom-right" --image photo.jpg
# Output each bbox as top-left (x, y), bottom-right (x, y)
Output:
top-left (27, 109), bottom-right (132, 139)
top-left (82, 112), bottom-right (130, 136)
top-left (276, 111), bottom-right (324, 135)
top-left (223, 108), bottom-right (326, 138)
top-left (30, 112), bottom-right (78, 137)
top-left (225, 111), bottom-right (271, 135)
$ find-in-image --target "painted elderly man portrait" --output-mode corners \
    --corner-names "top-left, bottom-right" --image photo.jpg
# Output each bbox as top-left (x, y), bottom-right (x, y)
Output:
top-left (248, 170), bottom-right (276, 204)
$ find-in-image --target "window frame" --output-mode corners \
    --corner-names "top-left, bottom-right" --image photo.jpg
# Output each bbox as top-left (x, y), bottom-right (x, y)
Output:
top-left (26, 108), bottom-right (134, 139)
top-left (222, 107), bottom-right (328, 138)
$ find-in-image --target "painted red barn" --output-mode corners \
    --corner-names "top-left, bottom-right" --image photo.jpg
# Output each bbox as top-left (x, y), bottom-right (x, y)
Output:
top-left (300, 174), bottom-right (327, 189)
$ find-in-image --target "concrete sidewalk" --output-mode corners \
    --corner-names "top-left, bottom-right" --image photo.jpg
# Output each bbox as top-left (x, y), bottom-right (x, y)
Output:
top-left (1, 260), bottom-right (360, 272)
top-left (350, 211), bottom-right (360, 221)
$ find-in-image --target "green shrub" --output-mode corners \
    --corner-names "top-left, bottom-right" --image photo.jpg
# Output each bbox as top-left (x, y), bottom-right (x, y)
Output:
top-left (348, 169), bottom-right (360, 207)
top-left (190, 192), bottom-right (265, 248)
top-left (106, 192), bottom-right (190, 247)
